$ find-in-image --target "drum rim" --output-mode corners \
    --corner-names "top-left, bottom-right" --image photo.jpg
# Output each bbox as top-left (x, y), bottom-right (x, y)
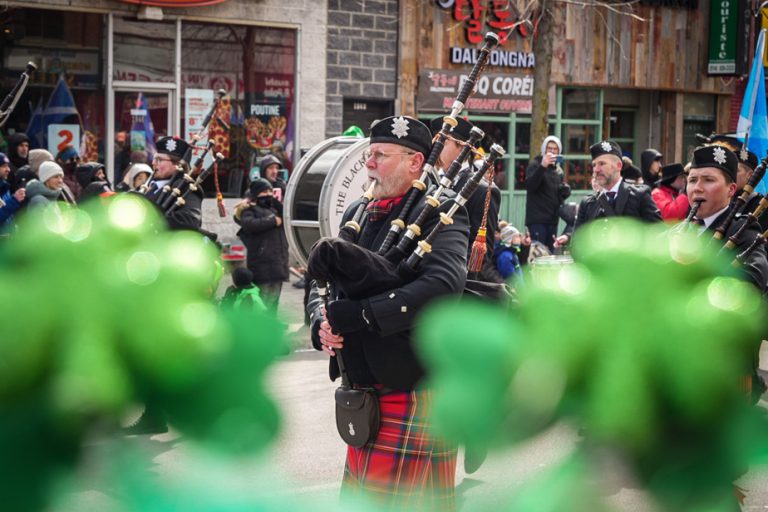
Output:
top-left (283, 136), bottom-right (369, 268)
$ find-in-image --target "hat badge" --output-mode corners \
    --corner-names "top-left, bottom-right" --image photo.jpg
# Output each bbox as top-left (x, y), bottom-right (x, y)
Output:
top-left (600, 141), bottom-right (612, 152)
top-left (391, 116), bottom-right (410, 139)
top-left (713, 146), bottom-right (727, 165)
top-left (166, 139), bottom-right (177, 152)
top-left (740, 146), bottom-right (748, 162)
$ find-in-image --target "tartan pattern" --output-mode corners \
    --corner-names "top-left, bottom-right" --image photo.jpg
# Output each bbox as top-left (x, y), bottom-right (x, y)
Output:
top-left (341, 390), bottom-right (457, 511)
top-left (366, 195), bottom-right (405, 222)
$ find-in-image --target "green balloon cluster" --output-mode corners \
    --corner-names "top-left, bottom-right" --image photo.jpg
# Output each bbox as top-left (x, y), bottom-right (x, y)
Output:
top-left (0, 196), bottom-right (284, 511)
top-left (417, 219), bottom-right (768, 511)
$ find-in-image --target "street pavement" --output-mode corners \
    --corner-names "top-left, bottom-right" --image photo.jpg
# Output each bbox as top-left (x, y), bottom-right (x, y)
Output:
top-left (52, 281), bottom-right (768, 511)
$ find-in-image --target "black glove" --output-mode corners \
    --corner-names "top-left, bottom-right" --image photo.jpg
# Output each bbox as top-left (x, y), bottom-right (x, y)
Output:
top-left (311, 317), bottom-right (323, 351)
top-left (326, 299), bottom-right (373, 334)
top-left (558, 183), bottom-right (571, 201)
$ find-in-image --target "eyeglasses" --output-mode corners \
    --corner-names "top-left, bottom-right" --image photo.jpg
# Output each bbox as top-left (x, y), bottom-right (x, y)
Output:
top-left (363, 149), bottom-right (415, 163)
top-left (154, 156), bottom-right (173, 163)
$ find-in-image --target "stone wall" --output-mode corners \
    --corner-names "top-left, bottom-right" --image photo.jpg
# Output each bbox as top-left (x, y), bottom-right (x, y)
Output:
top-left (325, 0), bottom-right (399, 136)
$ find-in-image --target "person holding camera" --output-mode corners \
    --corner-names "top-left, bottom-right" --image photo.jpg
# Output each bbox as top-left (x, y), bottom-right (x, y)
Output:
top-left (234, 178), bottom-right (289, 314)
top-left (524, 135), bottom-right (570, 252)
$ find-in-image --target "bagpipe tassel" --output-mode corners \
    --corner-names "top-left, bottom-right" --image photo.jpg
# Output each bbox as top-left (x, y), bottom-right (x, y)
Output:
top-left (467, 227), bottom-right (487, 272)
top-left (213, 158), bottom-right (227, 217)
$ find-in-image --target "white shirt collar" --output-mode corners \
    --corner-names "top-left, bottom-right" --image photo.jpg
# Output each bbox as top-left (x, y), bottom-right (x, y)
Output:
top-left (607, 178), bottom-right (622, 194)
top-left (700, 205), bottom-right (729, 230)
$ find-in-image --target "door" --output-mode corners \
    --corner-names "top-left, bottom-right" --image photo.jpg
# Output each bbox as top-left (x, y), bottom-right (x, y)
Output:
top-left (111, 88), bottom-right (174, 184)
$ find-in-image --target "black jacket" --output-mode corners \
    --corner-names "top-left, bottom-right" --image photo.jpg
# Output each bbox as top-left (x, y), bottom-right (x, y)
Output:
top-left (572, 180), bottom-right (662, 234)
top-left (236, 200), bottom-right (289, 284)
top-left (146, 181), bottom-right (203, 232)
top-left (454, 167), bottom-right (501, 282)
top-left (709, 210), bottom-right (768, 293)
top-left (308, 188), bottom-right (469, 391)
top-left (524, 156), bottom-right (568, 225)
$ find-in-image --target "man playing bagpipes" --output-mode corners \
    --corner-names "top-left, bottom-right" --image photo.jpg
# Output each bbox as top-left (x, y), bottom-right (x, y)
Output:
top-left (429, 116), bottom-right (502, 284)
top-left (144, 136), bottom-right (203, 232)
top-left (307, 115), bottom-right (470, 509)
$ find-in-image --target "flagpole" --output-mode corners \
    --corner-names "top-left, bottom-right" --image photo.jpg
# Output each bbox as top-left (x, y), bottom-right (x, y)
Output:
top-left (742, 29), bottom-right (766, 156)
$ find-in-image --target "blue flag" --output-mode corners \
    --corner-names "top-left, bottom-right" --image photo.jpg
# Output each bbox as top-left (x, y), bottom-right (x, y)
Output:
top-left (42, 75), bottom-right (81, 148)
top-left (737, 29), bottom-right (768, 194)
top-left (26, 99), bottom-right (44, 149)
top-left (130, 92), bottom-right (157, 160)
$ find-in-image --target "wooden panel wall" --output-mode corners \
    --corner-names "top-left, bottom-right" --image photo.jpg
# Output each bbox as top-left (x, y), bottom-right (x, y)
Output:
top-left (551, 0), bottom-right (731, 93)
top-left (399, 0), bottom-right (734, 108)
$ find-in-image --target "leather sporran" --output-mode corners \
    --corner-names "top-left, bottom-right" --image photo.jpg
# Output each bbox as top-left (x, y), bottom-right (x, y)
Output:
top-left (335, 386), bottom-right (380, 448)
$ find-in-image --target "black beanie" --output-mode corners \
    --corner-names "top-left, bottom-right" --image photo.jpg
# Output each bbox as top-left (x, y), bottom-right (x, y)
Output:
top-left (249, 178), bottom-right (273, 198)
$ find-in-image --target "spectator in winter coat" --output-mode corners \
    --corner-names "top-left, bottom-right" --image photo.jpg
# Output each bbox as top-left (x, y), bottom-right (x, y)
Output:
top-left (75, 162), bottom-right (113, 202)
top-left (56, 145), bottom-right (82, 199)
top-left (25, 162), bottom-right (69, 218)
top-left (525, 135), bottom-right (570, 252)
top-left (651, 163), bottom-right (689, 221)
top-left (220, 267), bottom-right (267, 312)
top-left (259, 154), bottom-right (287, 202)
top-left (494, 225), bottom-right (530, 283)
top-left (0, 152), bottom-right (25, 236)
top-left (115, 163), bottom-right (153, 192)
top-left (234, 178), bottom-right (289, 313)
top-left (6, 132), bottom-right (30, 183)
top-left (640, 148), bottom-right (663, 189)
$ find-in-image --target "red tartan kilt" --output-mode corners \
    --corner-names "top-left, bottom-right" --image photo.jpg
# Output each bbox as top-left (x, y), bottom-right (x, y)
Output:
top-left (342, 390), bottom-right (457, 510)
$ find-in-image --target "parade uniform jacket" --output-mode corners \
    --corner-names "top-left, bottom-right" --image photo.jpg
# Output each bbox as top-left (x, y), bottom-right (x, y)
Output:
top-left (572, 180), bottom-right (662, 233)
top-left (308, 188), bottom-right (470, 391)
top-left (454, 166), bottom-right (501, 282)
top-left (146, 183), bottom-right (203, 232)
top-left (709, 210), bottom-right (768, 293)
top-left (651, 185), bottom-right (689, 221)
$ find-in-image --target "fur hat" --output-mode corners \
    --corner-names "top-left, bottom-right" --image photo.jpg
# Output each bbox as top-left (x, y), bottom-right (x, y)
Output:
top-left (39, 161), bottom-right (64, 184)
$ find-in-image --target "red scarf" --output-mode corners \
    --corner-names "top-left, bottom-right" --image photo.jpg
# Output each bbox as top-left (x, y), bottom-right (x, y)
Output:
top-left (366, 194), bottom-right (406, 221)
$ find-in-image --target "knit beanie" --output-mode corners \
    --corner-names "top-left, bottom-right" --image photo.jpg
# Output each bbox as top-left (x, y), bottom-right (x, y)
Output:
top-left (28, 149), bottom-right (54, 175)
top-left (39, 161), bottom-right (64, 184)
top-left (249, 178), bottom-right (273, 198)
top-left (0, 152), bottom-right (9, 166)
top-left (500, 225), bottom-right (521, 245)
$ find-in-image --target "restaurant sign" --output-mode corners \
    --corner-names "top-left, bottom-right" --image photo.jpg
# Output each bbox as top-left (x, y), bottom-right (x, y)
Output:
top-left (707, 0), bottom-right (738, 75)
top-left (417, 69), bottom-right (533, 113)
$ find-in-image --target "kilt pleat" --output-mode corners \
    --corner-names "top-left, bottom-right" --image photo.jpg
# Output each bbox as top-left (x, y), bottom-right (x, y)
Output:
top-left (341, 390), bottom-right (457, 510)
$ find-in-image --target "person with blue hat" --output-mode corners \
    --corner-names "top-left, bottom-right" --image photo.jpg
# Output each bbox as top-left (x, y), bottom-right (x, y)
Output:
top-left (0, 152), bottom-right (25, 236)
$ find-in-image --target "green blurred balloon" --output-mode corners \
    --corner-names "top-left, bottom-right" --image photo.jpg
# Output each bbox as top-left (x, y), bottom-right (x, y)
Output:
top-left (417, 219), bottom-right (768, 510)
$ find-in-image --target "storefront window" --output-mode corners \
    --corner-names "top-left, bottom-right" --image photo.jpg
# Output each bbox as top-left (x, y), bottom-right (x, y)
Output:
top-left (0, 8), bottom-right (105, 161)
top-left (181, 22), bottom-right (297, 197)
top-left (562, 88), bottom-right (600, 120)
top-left (562, 123), bottom-right (596, 155)
top-left (113, 18), bottom-right (175, 83)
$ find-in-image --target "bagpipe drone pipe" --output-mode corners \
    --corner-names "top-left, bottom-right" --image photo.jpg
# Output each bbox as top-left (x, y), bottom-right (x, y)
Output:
top-left (306, 32), bottom-right (505, 302)
top-left (0, 62), bottom-right (36, 129)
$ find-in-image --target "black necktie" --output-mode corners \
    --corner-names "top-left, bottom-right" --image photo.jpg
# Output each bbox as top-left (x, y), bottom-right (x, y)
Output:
top-left (605, 191), bottom-right (616, 205)
top-left (693, 217), bottom-right (705, 226)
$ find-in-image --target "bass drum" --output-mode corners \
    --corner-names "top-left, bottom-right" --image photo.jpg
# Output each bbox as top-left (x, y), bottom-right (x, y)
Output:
top-left (283, 136), bottom-right (371, 267)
